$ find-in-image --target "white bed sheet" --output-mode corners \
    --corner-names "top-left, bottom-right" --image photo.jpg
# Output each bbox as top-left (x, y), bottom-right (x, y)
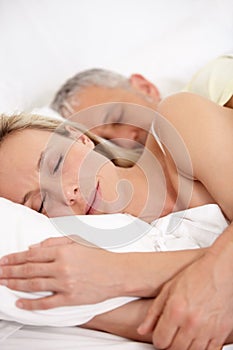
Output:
top-left (1, 322), bottom-right (233, 350)
top-left (0, 322), bottom-right (154, 350)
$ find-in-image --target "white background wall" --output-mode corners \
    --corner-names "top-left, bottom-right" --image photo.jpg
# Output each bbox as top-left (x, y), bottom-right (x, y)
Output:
top-left (0, 0), bottom-right (233, 112)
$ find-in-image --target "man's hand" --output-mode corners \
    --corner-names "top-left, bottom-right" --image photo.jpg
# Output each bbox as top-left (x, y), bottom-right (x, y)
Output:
top-left (0, 236), bottom-right (122, 310)
top-left (137, 249), bottom-right (233, 350)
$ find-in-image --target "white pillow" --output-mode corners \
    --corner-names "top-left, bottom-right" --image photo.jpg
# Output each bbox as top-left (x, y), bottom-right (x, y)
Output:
top-left (0, 198), bottom-right (228, 327)
top-left (0, 198), bottom-right (144, 327)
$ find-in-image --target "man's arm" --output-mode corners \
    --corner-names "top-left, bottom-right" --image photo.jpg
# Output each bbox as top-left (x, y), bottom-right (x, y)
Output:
top-left (138, 222), bottom-right (233, 349)
top-left (84, 293), bottom-right (233, 346)
top-left (136, 93), bottom-right (233, 349)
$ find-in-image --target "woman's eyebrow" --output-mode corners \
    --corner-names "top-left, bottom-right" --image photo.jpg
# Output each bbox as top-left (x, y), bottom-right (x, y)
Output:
top-left (20, 151), bottom-right (45, 205)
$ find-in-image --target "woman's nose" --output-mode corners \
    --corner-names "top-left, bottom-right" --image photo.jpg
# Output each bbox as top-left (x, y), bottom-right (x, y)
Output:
top-left (63, 185), bottom-right (79, 206)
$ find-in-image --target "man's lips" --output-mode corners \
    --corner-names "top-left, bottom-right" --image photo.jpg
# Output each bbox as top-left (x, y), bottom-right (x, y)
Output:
top-left (86, 181), bottom-right (100, 214)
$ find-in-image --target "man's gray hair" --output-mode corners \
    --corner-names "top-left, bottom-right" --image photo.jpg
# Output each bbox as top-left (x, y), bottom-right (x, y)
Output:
top-left (51, 68), bottom-right (131, 116)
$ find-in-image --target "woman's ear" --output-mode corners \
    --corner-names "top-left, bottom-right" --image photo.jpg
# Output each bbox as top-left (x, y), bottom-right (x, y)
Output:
top-left (65, 125), bottom-right (95, 149)
top-left (129, 74), bottom-right (161, 102)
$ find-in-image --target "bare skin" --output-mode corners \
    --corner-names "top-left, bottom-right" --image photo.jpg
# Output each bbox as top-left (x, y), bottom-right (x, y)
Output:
top-left (58, 72), bottom-right (233, 151)
top-left (62, 74), bottom-right (161, 148)
top-left (0, 93), bottom-right (232, 349)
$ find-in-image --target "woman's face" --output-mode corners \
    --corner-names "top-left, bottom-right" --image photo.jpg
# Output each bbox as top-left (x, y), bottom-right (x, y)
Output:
top-left (0, 128), bottom-right (125, 217)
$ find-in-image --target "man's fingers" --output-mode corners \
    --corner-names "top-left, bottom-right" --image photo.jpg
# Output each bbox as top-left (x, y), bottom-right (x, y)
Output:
top-left (165, 328), bottom-right (194, 350)
top-left (150, 293), bottom-right (193, 349)
top-left (152, 306), bottom-right (180, 349)
top-left (206, 339), bottom-right (224, 350)
top-left (16, 293), bottom-right (68, 311)
top-left (137, 287), bottom-right (169, 335)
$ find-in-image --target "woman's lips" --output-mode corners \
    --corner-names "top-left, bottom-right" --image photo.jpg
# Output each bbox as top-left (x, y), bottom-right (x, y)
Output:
top-left (86, 181), bottom-right (100, 215)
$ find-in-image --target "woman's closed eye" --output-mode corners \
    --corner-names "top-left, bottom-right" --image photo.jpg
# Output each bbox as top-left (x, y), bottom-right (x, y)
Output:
top-left (37, 155), bottom-right (63, 213)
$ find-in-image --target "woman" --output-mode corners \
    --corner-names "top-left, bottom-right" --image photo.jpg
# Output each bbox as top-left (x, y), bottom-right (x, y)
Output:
top-left (0, 92), bottom-right (233, 349)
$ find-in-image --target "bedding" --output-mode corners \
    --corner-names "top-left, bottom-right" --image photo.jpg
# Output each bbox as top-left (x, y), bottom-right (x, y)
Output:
top-left (0, 198), bottom-right (228, 327)
top-left (0, 199), bottom-right (231, 349)
top-left (1, 323), bottom-right (233, 350)
top-left (0, 322), bottom-right (155, 350)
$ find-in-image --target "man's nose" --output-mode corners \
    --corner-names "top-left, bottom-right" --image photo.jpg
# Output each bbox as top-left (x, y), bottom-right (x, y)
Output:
top-left (63, 184), bottom-right (79, 206)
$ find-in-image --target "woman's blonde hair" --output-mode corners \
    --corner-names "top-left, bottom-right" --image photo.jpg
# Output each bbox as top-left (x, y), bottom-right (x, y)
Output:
top-left (0, 113), bottom-right (141, 167)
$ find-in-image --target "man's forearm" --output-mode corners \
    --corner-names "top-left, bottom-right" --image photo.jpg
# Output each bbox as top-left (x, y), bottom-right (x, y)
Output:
top-left (113, 248), bottom-right (206, 298)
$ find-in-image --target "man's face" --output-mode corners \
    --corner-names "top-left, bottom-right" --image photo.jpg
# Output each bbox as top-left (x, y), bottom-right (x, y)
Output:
top-left (63, 85), bottom-right (160, 148)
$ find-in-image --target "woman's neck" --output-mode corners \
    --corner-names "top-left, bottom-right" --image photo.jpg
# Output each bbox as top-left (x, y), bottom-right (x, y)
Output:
top-left (116, 133), bottom-right (178, 223)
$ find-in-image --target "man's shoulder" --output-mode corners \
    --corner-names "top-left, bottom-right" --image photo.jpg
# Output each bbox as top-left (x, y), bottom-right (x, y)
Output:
top-left (157, 92), bottom-right (233, 127)
top-left (157, 92), bottom-right (233, 220)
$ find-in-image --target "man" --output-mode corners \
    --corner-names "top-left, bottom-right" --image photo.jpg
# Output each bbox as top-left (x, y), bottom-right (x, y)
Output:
top-left (51, 55), bottom-right (233, 148)
top-left (51, 69), bottom-right (162, 148)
